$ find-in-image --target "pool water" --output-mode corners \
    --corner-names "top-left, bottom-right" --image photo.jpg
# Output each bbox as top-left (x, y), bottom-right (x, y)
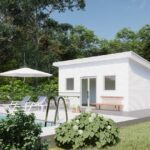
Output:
top-left (0, 113), bottom-right (55, 127)
top-left (35, 119), bottom-right (55, 127)
top-left (0, 114), bottom-right (6, 120)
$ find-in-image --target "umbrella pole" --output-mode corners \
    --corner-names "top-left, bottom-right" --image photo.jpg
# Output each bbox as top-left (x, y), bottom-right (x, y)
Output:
top-left (23, 77), bottom-right (26, 83)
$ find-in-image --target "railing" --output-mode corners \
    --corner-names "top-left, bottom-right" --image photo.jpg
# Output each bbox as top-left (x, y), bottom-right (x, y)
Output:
top-left (44, 96), bottom-right (68, 127)
top-left (54, 96), bottom-right (68, 124)
top-left (44, 96), bottom-right (57, 127)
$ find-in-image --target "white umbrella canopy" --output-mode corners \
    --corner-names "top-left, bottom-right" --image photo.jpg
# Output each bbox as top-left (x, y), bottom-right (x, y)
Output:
top-left (0, 67), bottom-right (52, 77)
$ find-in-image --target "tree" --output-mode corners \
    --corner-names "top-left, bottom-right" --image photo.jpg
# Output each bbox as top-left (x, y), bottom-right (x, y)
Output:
top-left (67, 25), bottom-right (101, 58)
top-left (137, 24), bottom-right (150, 61)
top-left (0, 0), bottom-right (86, 72)
top-left (116, 28), bottom-right (136, 42)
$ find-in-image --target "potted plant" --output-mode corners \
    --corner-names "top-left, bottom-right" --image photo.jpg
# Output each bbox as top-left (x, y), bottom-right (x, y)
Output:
top-left (76, 105), bottom-right (81, 113)
top-left (71, 104), bottom-right (76, 113)
top-left (71, 105), bottom-right (81, 113)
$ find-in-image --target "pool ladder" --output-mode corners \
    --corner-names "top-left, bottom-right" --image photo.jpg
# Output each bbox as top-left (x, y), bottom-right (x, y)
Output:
top-left (44, 96), bottom-right (68, 127)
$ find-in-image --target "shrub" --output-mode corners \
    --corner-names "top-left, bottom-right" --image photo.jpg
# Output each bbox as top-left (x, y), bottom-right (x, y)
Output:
top-left (0, 80), bottom-right (33, 101)
top-left (0, 111), bottom-right (48, 150)
top-left (0, 78), bottom-right (58, 102)
top-left (55, 112), bottom-right (120, 149)
top-left (36, 77), bottom-right (58, 98)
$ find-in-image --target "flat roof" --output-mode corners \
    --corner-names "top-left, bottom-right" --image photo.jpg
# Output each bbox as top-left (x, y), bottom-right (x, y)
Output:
top-left (53, 51), bottom-right (150, 69)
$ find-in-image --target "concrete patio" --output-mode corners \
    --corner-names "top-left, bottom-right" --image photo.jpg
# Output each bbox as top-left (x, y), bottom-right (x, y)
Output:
top-left (1, 104), bottom-right (150, 137)
top-left (88, 108), bottom-right (150, 127)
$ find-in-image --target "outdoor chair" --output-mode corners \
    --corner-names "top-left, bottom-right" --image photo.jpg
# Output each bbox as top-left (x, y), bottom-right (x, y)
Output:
top-left (9, 96), bottom-right (31, 110)
top-left (27, 96), bottom-right (48, 111)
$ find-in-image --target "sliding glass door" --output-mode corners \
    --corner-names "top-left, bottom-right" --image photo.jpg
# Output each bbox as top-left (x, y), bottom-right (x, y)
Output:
top-left (81, 77), bottom-right (96, 107)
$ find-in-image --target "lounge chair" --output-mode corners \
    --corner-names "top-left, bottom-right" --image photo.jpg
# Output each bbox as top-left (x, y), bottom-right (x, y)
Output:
top-left (27, 96), bottom-right (48, 111)
top-left (9, 96), bottom-right (31, 109)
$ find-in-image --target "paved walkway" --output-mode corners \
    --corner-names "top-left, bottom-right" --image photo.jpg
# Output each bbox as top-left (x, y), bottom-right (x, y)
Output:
top-left (91, 108), bottom-right (150, 118)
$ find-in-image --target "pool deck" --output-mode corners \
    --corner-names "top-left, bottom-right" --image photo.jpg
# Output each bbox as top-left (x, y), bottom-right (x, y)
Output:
top-left (91, 108), bottom-right (150, 118)
top-left (1, 104), bottom-right (150, 137)
top-left (87, 108), bottom-right (150, 127)
top-left (0, 105), bottom-right (80, 137)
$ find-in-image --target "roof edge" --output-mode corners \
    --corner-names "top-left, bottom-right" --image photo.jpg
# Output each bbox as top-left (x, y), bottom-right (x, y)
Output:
top-left (53, 51), bottom-right (132, 67)
top-left (53, 51), bottom-right (150, 70)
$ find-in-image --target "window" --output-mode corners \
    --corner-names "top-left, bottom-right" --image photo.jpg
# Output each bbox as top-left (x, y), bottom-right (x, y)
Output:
top-left (66, 78), bottom-right (74, 90)
top-left (104, 76), bottom-right (116, 90)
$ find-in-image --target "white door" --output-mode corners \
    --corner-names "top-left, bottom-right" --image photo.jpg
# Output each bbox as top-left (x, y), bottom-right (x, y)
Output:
top-left (81, 77), bottom-right (96, 107)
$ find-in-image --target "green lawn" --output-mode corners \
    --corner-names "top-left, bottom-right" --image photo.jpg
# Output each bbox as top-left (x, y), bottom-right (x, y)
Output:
top-left (49, 121), bottom-right (150, 150)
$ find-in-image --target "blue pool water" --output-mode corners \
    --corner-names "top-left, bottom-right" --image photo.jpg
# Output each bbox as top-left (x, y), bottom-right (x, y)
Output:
top-left (0, 114), bottom-right (6, 120)
top-left (0, 113), bottom-right (55, 127)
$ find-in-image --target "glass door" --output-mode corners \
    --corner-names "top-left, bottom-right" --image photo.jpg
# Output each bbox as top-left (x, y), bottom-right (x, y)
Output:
top-left (81, 78), bottom-right (88, 106)
top-left (81, 78), bottom-right (96, 107)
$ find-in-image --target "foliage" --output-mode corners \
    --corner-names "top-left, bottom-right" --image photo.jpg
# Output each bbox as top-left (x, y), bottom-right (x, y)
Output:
top-left (0, 0), bottom-right (150, 83)
top-left (67, 25), bottom-right (101, 58)
top-left (55, 112), bottom-right (119, 149)
top-left (85, 121), bottom-right (150, 150)
top-left (49, 121), bottom-right (150, 149)
top-left (103, 25), bottom-right (150, 61)
top-left (36, 77), bottom-right (58, 98)
top-left (0, 0), bottom-right (85, 74)
top-left (0, 80), bottom-right (33, 101)
top-left (0, 78), bottom-right (58, 101)
top-left (0, 110), bottom-right (48, 150)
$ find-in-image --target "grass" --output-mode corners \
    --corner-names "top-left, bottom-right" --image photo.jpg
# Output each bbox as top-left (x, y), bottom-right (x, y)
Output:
top-left (49, 121), bottom-right (150, 150)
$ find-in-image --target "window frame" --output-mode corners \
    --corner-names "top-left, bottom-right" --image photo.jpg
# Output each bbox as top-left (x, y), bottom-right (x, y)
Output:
top-left (66, 78), bottom-right (74, 90)
top-left (104, 75), bottom-right (116, 91)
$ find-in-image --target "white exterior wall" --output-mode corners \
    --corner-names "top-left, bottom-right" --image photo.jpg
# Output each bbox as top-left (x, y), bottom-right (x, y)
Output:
top-left (128, 60), bottom-right (150, 111)
top-left (58, 58), bottom-right (129, 111)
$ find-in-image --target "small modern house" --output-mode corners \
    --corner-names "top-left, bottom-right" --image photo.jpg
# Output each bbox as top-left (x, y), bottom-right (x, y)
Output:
top-left (53, 51), bottom-right (150, 111)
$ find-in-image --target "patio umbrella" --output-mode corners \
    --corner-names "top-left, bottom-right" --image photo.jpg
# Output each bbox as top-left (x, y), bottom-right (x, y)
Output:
top-left (0, 67), bottom-right (52, 102)
top-left (0, 67), bottom-right (52, 77)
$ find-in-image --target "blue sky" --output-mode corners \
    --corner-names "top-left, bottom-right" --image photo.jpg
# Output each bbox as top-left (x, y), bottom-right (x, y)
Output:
top-left (51, 0), bottom-right (150, 39)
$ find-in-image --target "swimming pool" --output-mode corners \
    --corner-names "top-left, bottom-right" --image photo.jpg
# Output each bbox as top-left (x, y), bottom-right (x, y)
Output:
top-left (0, 113), bottom-right (55, 127)
top-left (0, 113), bottom-right (6, 120)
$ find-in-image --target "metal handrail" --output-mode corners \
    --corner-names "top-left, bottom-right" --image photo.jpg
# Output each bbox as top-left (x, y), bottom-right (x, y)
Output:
top-left (44, 96), bottom-right (68, 127)
top-left (44, 96), bottom-right (58, 127)
top-left (54, 96), bottom-right (68, 124)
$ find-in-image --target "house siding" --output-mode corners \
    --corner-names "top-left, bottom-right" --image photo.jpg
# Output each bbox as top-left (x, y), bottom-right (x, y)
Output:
top-left (128, 59), bottom-right (150, 111)
top-left (58, 58), bottom-right (129, 111)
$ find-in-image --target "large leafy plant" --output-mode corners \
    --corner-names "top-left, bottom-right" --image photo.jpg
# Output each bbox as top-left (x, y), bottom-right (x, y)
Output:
top-left (0, 111), bottom-right (48, 150)
top-left (55, 112), bottom-right (119, 149)
top-left (36, 77), bottom-right (58, 98)
top-left (0, 80), bottom-right (33, 101)
top-left (0, 78), bottom-right (58, 102)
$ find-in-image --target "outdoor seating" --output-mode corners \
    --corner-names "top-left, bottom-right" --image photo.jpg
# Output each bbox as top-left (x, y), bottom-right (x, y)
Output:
top-left (9, 96), bottom-right (31, 110)
top-left (94, 96), bottom-right (123, 111)
top-left (27, 96), bottom-right (48, 111)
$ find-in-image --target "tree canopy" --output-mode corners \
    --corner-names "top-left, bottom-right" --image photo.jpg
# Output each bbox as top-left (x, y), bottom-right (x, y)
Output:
top-left (0, 0), bottom-right (150, 84)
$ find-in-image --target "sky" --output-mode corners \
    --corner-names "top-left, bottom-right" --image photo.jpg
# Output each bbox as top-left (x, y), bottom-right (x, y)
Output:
top-left (51, 0), bottom-right (150, 39)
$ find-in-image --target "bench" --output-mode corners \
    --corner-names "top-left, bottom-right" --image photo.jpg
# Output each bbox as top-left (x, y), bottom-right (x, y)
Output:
top-left (95, 96), bottom-right (123, 111)
top-left (101, 96), bottom-right (123, 99)
top-left (95, 103), bottom-right (123, 111)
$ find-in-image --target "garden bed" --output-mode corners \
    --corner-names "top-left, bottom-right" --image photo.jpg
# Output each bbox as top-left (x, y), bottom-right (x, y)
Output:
top-left (49, 121), bottom-right (150, 150)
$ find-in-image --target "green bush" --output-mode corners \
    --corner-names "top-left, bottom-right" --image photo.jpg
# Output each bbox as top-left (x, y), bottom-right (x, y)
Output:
top-left (0, 78), bottom-right (58, 101)
top-left (0, 80), bottom-right (33, 101)
top-left (36, 77), bottom-right (58, 98)
top-left (0, 111), bottom-right (48, 150)
top-left (55, 112), bottom-right (120, 149)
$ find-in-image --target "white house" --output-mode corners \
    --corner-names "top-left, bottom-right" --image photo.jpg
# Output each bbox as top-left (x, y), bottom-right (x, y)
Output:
top-left (53, 51), bottom-right (150, 111)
